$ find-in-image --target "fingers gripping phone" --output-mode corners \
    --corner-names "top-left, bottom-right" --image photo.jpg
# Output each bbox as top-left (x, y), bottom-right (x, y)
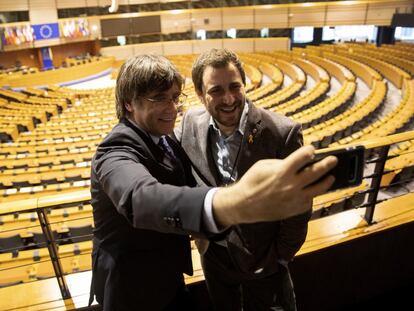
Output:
top-left (311, 145), bottom-right (365, 191)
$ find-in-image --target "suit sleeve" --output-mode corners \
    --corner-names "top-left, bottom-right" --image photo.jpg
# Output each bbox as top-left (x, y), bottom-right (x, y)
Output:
top-left (276, 123), bottom-right (312, 261)
top-left (93, 146), bottom-right (211, 238)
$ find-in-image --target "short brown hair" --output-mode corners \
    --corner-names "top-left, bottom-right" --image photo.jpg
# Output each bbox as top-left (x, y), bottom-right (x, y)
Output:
top-left (191, 48), bottom-right (246, 93)
top-left (115, 54), bottom-right (184, 119)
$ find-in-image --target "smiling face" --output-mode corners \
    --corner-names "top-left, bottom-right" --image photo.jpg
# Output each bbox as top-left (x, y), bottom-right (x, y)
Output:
top-left (125, 83), bottom-right (180, 136)
top-left (197, 63), bottom-right (246, 136)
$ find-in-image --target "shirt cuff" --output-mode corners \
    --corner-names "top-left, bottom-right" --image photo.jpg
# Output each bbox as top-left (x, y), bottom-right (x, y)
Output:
top-left (202, 188), bottom-right (222, 233)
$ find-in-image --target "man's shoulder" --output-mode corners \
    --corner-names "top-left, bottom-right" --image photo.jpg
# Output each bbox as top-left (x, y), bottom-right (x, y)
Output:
top-left (183, 106), bottom-right (208, 119)
top-left (98, 121), bottom-right (149, 151)
top-left (100, 121), bottom-right (133, 143)
top-left (182, 106), bottom-right (209, 127)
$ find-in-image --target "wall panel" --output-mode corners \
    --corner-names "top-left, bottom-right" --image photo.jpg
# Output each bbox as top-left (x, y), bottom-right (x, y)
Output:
top-left (163, 40), bottom-right (193, 55)
top-left (161, 12), bottom-right (191, 34)
top-left (133, 42), bottom-right (163, 55)
top-left (222, 8), bottom-right (254, 30)
top-left (100, 38), bottom-right (290, 60)
top-left (98, 0), bottom-right (112, 7)
top-left (29, 0), bottom-right (58, 23)
top-left (254, 37), bottom-right (290, 51)
top-left (191, 9), bottom-right (222, 32)
top-left (0, 0), bottom-right (28, 11)
top-left (86, 0), bottom-right (99, 6)
top-left (326, 3), bottom-right (367, 26)
top-left (101, 45), bottom-right (135, 59)
top-left (254, 7), bottom-right (288, 29)
top-left (51, 41), bottom-right (97, 67)
top-left (192, 39), bottom-right (223, 54)
top-left (223, 38), bottom-right (254, 53)
top-left (56, 0), bottom-right (87, 9)
top-left (366, 1), bottom-right (414, 26)
top-left (289, 5), bottom-right (326, 27)
top-left (0, 48), bottom-right (40, 68)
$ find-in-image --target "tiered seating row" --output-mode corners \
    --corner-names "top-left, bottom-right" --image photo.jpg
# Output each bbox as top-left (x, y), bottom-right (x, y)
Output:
top-left (293, 80), bottom-right (356, 130)
top-left (256, 52), bottom-right (330, 115)
top-left (335, 79), bottom-right (413, 146)
top-left (306, 80), bottom-right (386, 148)
top-left (339, 49), bottom-right (410, 89)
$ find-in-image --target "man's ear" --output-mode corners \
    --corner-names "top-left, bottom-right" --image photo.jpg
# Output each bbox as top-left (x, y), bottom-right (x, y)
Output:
top-left (125, 102), bottom-right (133, 113)
top-left (196, 89), bottom-right (204, 102)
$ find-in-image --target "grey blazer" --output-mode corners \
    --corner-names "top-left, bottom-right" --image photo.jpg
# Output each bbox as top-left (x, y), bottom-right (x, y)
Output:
top-left (176, 102), bottom-right (311, 278)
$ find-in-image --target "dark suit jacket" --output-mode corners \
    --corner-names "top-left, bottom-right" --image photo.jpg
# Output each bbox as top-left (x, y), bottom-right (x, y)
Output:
top-left (90, 118), bottom-right (211, 311)
top-left (176, 102), bottom-right (311, 279)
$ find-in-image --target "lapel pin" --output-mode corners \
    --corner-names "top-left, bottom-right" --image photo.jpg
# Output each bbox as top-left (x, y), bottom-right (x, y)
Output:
top-left (248, 128), bottom-right (257, 144)
top-left (248, 134), bottom-right (254, 144)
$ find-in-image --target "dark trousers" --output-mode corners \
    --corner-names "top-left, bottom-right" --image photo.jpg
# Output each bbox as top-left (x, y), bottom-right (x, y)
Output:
top-left (164, 281), bottom-right (195, 311)
top-left (202, 243), bottom-right (297, 311)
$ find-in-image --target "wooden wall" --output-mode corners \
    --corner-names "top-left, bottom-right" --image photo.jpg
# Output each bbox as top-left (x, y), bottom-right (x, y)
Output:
top-left (0, 40), bottom-right (99, 70)
top-left (100, 37), bottom-right (291, 60)
top-left (51, 40), bottom-right (100, 67)
top-left (0, 48), bottom-right (40, 69)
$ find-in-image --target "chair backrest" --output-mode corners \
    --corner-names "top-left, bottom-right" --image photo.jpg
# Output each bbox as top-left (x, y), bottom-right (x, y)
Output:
top-left (32, 231), bottom-right (60, 248)
top-left (0, 234), bottom-right (25, 256)
top-left (68, 225), bottom-right (93, 243)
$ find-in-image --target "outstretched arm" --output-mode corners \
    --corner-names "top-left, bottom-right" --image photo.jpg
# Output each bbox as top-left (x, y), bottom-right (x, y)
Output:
top-left (212, 145), bottom-right (337, 226)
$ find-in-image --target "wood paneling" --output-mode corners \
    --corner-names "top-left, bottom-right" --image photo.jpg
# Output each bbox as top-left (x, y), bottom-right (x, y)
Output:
top-left (51, 41), bottom-right (98, 67)
top-left (0, 49), bottom-right (40, 69)
top-left (191, 9), bottom-right (222, 32)
top-left (0, 0), bottom-right (28, 12)
top-left (101, 45), bottom-right (135, 60)
top-left (192, 39), bottom-right (223, 54)
top-left (29, 9), bottom-right (58, 24)
top-left (222, 8), bottom-right (254, 30)
top-left (326, 3), bottom-right (367, 26)
top-left (161, 12), bottom-right (191, 34)
top-left (163, 40), bottom-right (193, 55)
top-left (289, 5), bottom-right (326, 28)
top-left (254, 37), bottom-right (290, 52)
top-left (223, 38), bottom-right (254, 53)
top-left (134, 42), bottom-right (163, 56)
top-left (28, 0), bottom-right (57, 10)
top-left (100, 38), bottom-right (290, 59)
top-left (56, 0), bottom-right (87, 9)
top-left (366, 1), bottom-right (413, 26)
top-left (254, 7), bottom-right (289, 29)
top-left (85, 0), bottom-right (99, 6)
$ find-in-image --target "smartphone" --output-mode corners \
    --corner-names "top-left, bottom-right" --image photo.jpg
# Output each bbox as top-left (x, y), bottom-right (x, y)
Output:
top-left (310, 145), bottom-right (365, 191)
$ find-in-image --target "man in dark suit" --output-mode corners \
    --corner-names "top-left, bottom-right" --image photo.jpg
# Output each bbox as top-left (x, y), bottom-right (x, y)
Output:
top-left (176, 48), bottom-right (311, 311)
top-left (90, 54), bottom-right (337, 311)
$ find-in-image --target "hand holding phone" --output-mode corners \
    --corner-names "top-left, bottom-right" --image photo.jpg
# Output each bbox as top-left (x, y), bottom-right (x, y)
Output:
top-left (307, 145), bottom-right (365, 192)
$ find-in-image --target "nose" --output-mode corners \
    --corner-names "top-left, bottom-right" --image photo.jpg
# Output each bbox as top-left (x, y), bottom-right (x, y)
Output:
top-left (222, 89), bottom-right (235, 105)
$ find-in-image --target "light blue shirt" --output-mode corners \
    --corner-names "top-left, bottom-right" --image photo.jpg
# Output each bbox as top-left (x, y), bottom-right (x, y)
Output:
top-left (208, 102), bottom-right (249, 185)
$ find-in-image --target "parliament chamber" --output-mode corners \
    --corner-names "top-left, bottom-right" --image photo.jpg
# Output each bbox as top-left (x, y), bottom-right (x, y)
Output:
top-left (0, 0), bottom-right (414, 310)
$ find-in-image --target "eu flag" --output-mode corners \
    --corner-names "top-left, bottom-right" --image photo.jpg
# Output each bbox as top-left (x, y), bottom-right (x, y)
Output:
top-left (32, 23), bottom-right (60, 41)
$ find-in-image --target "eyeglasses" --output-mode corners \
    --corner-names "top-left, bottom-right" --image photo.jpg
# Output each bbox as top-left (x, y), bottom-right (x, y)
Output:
top-left (143, 93), bottom-right (187, 107)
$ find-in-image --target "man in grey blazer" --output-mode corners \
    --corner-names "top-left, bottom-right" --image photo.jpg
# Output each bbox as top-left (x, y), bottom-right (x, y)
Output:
top-left (176, 49), bottom-right (311, 311)
top-left (90, 54), bottom-right (337, 311)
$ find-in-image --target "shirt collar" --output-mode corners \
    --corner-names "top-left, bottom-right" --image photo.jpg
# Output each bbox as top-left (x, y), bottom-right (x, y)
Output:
top-left (209, 101), bottom-right (249, 137)
top-left (127, 117), bottom-right (160, 144)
